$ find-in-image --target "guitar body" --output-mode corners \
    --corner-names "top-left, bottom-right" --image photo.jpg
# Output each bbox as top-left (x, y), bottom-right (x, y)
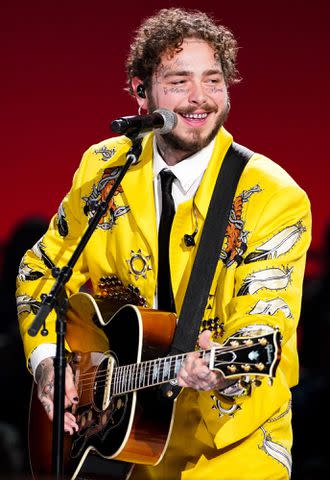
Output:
top-left (29, 292), bottom-right (281, 479)
top-left (29, 292), bottom-right (178, 480)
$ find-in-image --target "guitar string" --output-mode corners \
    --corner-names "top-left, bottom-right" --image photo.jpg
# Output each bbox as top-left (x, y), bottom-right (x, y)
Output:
top-left (78, 357), bottom-right (269, 391)
top-left (77, 355), bottom-right (186, 392)
top-left (75, 341), bottom-right (267, 381)
top-left (74, 342), bottom-right (271, 388)
top-left (75, 363), bottom-right (270, 397)
top-left (74, 343), bottom-right (272, 394)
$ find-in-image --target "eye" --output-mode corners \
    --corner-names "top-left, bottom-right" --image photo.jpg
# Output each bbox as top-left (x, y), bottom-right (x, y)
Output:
top-left (206, 77), bottom-right (221, 84)
top-left (170, 79), bottom-right (186, 85)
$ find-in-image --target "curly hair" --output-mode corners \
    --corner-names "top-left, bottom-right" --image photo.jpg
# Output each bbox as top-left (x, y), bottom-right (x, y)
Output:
top-left (126, 8), bottom-right (240, 95)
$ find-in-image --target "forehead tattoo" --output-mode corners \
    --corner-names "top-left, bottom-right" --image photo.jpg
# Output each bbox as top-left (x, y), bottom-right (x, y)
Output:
top-left (155, 57), bottom-right (222, 80)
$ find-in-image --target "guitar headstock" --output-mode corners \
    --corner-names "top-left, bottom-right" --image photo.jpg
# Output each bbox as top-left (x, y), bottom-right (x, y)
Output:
top-left (213, 329), bottom-right (281, 379)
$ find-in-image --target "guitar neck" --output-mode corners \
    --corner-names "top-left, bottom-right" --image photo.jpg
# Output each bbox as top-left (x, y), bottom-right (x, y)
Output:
top-left (112, 350), bottom-right (197, 396)
top-left (110, 330), bottom-right (279, 396)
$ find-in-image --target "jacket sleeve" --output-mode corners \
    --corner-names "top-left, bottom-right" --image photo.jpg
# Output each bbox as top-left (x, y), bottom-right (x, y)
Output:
top-left (197, 174), bottom-right (311, 449)
top-left (223, 182), bottom-right (311, 376)
top-left (16, 147), bottom-right (93, 367)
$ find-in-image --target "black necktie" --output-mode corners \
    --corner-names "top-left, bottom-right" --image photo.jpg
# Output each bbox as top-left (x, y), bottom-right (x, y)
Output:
top-left (157, 169), bottom-right (176, 312)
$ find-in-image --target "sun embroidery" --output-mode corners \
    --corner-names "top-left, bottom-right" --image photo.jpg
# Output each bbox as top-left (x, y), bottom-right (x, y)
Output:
top-left (126, 249), bottom-right (152, 280)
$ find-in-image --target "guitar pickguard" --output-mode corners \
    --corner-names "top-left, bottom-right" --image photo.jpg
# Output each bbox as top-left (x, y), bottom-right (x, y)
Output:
top-left (71, 394), bottom-right (129, 458)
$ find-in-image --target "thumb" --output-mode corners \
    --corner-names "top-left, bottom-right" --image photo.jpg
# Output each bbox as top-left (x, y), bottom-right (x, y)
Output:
top-left (198, 330), bottom-right (213, 350)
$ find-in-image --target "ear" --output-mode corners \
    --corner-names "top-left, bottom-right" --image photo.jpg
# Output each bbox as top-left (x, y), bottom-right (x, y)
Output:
top-left (131, 77), bottom-right (148, 112)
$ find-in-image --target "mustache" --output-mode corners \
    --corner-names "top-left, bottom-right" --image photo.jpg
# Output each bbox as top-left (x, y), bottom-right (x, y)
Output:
top-left (175, 106), bottom-right (216, 115)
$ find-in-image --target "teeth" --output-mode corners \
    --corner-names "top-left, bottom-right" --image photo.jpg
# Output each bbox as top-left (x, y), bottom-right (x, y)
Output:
top-left (182, 113), bottom-right (208, 119)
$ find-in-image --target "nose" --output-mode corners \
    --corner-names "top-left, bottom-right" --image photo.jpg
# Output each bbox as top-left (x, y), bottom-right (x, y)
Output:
top-left (188, 81), bottom-right (207, 106)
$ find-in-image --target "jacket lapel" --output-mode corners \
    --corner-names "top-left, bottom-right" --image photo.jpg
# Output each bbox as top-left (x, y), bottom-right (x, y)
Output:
top-left (170, 127), bottom-right (233, 313)
top-left (120, 134), bottom-right (158, 257)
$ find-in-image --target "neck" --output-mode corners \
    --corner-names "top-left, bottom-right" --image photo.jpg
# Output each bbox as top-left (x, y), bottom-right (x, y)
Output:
top-left (155, 135), bottom-right (199, 166)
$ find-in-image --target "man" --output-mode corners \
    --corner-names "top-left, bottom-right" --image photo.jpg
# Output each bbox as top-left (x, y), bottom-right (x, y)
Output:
top-left (17, 8), bottom-right (311, 479)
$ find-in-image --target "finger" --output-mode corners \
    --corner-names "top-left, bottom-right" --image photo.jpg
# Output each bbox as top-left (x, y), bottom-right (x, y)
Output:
top-left (182, 352), bottom-right (204, 374)
top-left (198, 330), bottom-right (212, 350)
top-left (194, 372), bottom-right (220, 390)
top-left (64, 411), bottom-right (79, 435)
top-left (65, 364), bottom-right (79, 406)
top-left (177, 371), bottom-right (191, 388)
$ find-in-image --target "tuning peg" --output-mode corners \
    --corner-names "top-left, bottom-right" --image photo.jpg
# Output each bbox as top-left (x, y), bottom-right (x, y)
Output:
top-left (253, 376), bottom-right (262, 387)
top-left (239, 376), bottom-right (251, 388)
top-left (258, 337), bottom-right (269, 346)
top-left (256, 362), bottom-right (265, 371)
top-left (241, 364), bottom-right (251, 372)
top-left (227, 364), bottom-right (238, 373)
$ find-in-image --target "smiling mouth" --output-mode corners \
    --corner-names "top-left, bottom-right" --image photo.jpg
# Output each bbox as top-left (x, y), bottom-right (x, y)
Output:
top-left (180, 112), bottom-right (209, 119)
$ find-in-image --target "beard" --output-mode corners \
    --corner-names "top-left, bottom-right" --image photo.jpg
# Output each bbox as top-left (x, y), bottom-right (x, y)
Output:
top-left (148, 96), bottom-right (230, 157)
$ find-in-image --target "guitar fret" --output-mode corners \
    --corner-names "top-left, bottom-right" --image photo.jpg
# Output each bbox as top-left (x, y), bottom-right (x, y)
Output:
top-left (121, 365), bottom-right (126, 393)
top-left (145, 360), bottom-right (150, 387)
top-left (134, 362), bottom-right (138, 391)
top-left (120, 366), bottom-right (125, 393)
top-left (174, 355), bottom-right (182, 376)
top-left (153, 359), bottom-right (160, 383)
top-left (128, 365), bottom-right (133, 391)
top-left (125, 365), bottom-right (130, 392)
top-left (139, 363), bottom-right (144, 387)
top-left (163, 358), bottom-right (170, 381)
top-left (114, 368), bottom-right (117, 395)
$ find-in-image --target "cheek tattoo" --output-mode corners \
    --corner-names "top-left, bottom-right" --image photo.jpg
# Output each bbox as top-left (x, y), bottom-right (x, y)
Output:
top-left (206, 86), bottom-right (224, 94)
top-left (163, 86), bottom-right (189, 95)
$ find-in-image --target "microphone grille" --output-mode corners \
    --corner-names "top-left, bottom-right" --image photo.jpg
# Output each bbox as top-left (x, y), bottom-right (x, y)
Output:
top-left (154, 109), bottom-right (177, 134)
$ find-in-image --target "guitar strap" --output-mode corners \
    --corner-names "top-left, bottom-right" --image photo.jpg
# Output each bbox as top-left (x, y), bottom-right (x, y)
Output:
top-left (80, 142), bottom-right (254, 479)
top-left (162, 141), bottom-right (254, 398)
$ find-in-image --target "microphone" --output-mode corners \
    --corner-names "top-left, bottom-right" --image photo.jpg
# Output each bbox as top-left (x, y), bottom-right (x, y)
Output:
top-left (184, 229), bottom-right (198, 247)
top-left (110, 108), bottom-right (177, 137)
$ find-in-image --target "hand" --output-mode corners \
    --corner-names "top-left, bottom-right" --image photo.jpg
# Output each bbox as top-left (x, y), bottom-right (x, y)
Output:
top-left (177, 330), bottom-right (226, 391)
top-left (35, 357), bottom-right (79, 435)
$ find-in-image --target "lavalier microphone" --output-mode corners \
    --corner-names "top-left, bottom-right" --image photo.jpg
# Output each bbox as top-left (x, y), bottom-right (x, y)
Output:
top-left (184, 228), bottom-right (198, 247)
top-left (184, 202), bottom-right (199, 247)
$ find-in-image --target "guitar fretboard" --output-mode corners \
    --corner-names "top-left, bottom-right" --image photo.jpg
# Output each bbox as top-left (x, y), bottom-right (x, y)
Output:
top-left (111, 351), bottom-right (205, 395)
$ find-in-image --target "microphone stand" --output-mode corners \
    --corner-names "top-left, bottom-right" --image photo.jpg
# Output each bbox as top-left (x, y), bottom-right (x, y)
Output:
top-left (28, 134), bottom-right (143, 479)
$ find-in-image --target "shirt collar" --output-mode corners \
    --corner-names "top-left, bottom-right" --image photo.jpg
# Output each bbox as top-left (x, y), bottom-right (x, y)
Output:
top-left (153, 137), bottom-right (215, 194)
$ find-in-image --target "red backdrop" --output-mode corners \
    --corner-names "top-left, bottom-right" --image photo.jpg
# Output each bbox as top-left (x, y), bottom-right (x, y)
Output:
top-left (2, 0), bottom-right (329, 273)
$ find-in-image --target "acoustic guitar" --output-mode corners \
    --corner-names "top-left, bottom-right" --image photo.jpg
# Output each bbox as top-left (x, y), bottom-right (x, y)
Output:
top-left (29, 292), bottom-right (281, 480)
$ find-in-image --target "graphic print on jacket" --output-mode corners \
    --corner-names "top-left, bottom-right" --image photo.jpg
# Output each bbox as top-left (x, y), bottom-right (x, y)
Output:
top-left (83, 167), bottom-right (130, 230)
top-left (220, 185), bottom-right (261, 267)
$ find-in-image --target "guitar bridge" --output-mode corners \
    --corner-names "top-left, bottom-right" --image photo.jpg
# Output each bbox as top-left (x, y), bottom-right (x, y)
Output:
top-left (102, 355), bottom-right (115, 411)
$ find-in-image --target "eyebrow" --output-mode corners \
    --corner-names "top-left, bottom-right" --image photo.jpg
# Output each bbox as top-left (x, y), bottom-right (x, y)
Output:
top-left (163, 68), bottom-right (223, 78)
top-left (163, 70), bottom-right (192, 78)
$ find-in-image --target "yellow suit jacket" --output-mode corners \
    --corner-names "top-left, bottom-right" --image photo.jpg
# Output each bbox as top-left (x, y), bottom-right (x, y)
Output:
top-left (17, 127), bottom-right (311, 463)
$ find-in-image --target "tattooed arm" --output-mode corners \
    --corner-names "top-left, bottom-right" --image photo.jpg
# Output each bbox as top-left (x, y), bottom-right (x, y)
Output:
top-left (35, 357), bottom-right (79, 435)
